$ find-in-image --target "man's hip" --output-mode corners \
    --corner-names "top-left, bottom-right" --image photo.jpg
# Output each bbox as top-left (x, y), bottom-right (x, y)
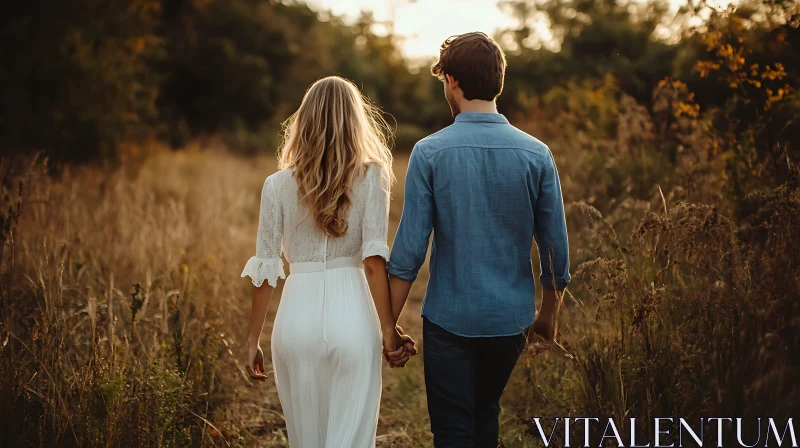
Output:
top-left (422, 318), bottom-right (526, 448)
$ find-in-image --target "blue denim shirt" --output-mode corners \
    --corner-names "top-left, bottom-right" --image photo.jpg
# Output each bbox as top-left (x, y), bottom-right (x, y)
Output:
top-left (387, 112), bottom-right (571, 337)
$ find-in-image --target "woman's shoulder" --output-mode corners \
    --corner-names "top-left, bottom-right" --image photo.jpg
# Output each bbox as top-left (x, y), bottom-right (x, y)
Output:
top-left (363, 162), bottom-right (391, 185)
top-left (260, 169), bottom-right (295, 199)
top-left (265, 168), bottom-right (294, 186)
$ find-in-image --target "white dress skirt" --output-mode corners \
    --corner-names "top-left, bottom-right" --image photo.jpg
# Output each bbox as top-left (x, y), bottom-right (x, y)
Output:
top-left (241, 165), bottom-right (391, 447)
top-left (271, 257), bottom-right (382, 447)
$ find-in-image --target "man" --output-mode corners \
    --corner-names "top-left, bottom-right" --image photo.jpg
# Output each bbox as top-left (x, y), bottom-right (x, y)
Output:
top-left (386, 32), bottom-right (571, 447)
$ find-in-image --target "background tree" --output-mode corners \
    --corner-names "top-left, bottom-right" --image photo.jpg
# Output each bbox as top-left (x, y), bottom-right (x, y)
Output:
top-left (0, 0), bottom-right (162, 162)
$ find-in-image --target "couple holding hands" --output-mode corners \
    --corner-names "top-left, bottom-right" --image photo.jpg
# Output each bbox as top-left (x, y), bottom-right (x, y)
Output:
top-left (242, 31), bottom-right (570, 447)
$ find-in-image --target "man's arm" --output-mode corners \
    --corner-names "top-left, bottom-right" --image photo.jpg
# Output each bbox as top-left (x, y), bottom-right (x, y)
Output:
top-left (527, 288), bottom-right (563, 355)
top-left (389, 276), bottom-right (413, 322)
top-left (534, 150), bottom-right (570, 291)
top-left (387, 144), bottom-right (435, 322)
top-left (529, 149), bottom-right (570, 354)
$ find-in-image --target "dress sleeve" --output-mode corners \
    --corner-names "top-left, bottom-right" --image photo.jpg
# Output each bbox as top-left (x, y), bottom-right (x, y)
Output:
top-left (361, 164), bottom-right (391, 261)
top-left (241, 176), bottom-right (286, 287)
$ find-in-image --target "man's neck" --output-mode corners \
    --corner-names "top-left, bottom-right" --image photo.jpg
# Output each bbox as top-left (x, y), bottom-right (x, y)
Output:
top-left (457, 100), bottom-right (498, 114)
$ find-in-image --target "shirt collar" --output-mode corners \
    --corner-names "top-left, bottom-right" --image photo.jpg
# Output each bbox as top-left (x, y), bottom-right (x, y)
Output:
top-left (454, 112), bottom-right (509, 124)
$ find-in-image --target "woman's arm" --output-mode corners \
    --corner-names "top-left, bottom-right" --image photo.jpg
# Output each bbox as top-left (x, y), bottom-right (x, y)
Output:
top-left (364, 256), bottom-right (394, 329)
top-left (242, 176), bottom-right (284, 381)
top-left (364, 256), bottom-right (411, 367)
top-left (247, 283), bottom-right (273, 380)
top-left (361, 164), bottom-right (415, 366)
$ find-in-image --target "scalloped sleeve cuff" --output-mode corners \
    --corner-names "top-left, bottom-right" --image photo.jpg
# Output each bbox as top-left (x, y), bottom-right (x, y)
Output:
top-left (241, 256), bottom-right (285, 287)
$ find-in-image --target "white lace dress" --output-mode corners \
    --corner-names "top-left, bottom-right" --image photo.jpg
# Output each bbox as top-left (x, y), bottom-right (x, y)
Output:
top-left (241, 164), bottom-right (390, 447)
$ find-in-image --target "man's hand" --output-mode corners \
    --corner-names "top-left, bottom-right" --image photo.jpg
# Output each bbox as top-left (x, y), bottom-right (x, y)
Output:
top-left (247, 344), bottom-right (269, 381)
top-left (383, 325), bottom-right (417, 368)
top-left (526, 312), bottom-right (555, 356)
top-left (527, 288), bottom-right (562, 356)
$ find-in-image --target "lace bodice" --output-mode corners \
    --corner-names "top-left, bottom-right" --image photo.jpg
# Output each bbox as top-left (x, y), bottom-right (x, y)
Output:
top-left (241, 163), bottom-right (390, 287)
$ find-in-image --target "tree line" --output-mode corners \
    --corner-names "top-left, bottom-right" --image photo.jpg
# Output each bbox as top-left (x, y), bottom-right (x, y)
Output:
top-left (1, 0), bottom-right (797, 173)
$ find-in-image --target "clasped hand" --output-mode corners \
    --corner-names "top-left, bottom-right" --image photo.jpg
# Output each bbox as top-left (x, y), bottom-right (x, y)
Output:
top-left (382, 325), bottom-right (417, 368)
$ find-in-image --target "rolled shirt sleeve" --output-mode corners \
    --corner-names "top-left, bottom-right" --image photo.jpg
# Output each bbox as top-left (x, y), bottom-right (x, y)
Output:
top-left (534, 149), bottom-right (571, 290)
top-left (387, 145), bottom-right (434, 282)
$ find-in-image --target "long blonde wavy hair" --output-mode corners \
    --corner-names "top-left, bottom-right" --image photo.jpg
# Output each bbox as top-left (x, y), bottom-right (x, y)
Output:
top-left (277, 76), bottom-right (394, 237)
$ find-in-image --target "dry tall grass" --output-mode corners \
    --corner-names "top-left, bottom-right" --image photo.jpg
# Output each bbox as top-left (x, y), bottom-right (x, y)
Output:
top-left (0, 147), bottom-right (436, 447)
top-left (2, 150), bottom-right (288, 446)
top-left (1, 131), bottom-right (798, 447)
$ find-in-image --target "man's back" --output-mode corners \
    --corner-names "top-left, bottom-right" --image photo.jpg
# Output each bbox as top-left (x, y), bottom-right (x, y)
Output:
top-left (388, 112), bottom-right (570, 337)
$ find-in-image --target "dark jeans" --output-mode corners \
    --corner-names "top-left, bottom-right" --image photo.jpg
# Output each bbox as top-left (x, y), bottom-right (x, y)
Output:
top-left (423, 318), bottom-right (527, 448)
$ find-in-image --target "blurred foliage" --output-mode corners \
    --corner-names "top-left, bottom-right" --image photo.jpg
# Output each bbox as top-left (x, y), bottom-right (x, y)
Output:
top-left (0, 0), bottom-right (449, 161)
top-left (499, 0), bottom-right (798, 206)
top-left (1, 0), bottom-right (797, 183)
top-left (0, 0), bottom-right (162, 162)
top-left (681, 4), bottom-right (800, 199)
top-left (499, 0), bottom-right (678, 108)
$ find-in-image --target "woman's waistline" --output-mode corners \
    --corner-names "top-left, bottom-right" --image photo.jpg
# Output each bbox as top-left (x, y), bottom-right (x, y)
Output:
top-left (288, 256), bottom-right (364, 274)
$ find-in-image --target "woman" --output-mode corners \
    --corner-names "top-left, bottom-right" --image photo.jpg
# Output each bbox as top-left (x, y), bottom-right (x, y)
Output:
top-left (241, 76), bottom-right (414, 447)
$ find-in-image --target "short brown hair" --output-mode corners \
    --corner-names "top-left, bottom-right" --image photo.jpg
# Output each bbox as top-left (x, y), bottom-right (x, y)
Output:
top-left (431, 32), bottom-right (507, 101)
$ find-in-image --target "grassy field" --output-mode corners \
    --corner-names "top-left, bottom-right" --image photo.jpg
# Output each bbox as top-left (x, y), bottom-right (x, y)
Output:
top-left (1, 149), bottom-right (473, 446)
top-left (2, 1), bottom-right (798, 444)
top-left (1, 138), bottom-right (798, 447)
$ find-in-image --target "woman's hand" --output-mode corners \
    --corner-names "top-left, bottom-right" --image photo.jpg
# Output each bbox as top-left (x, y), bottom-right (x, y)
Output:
top-left (247, 344), bottom-right (269, 381)
top-left (247, 283), bottom-right (273, 381)
top-left (382, 325), bottom-right (416, 368)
